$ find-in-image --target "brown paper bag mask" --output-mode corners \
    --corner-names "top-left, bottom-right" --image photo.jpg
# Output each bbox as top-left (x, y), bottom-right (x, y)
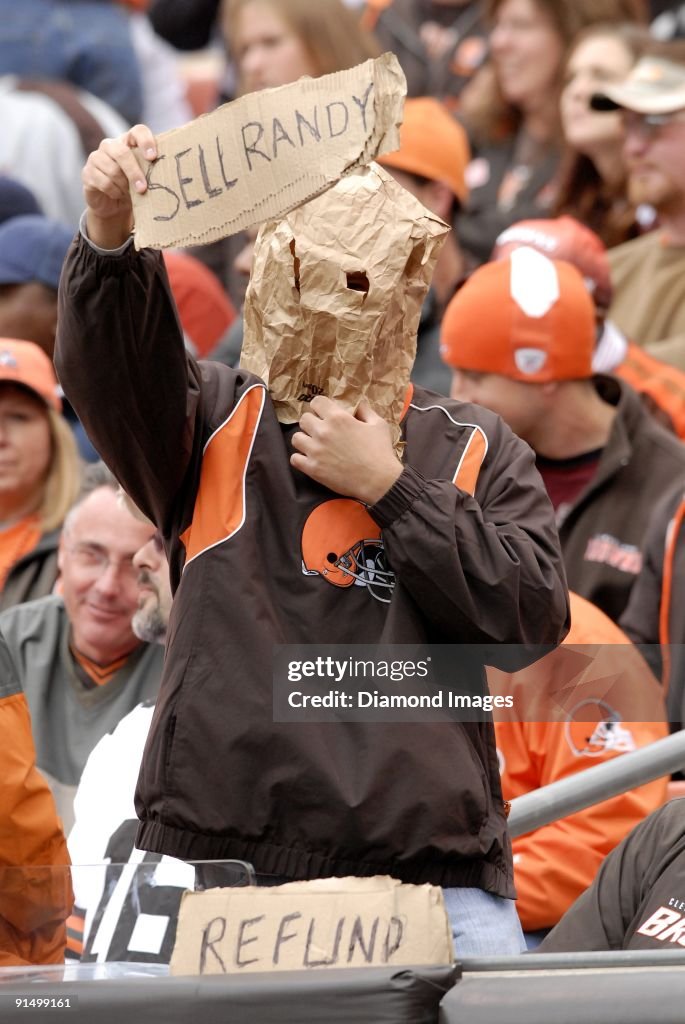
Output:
top-left (241, 163), bottom-right (449, 438)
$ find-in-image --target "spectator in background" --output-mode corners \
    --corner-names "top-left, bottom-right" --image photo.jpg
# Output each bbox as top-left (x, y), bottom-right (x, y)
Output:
top-left (199, 0), bottom-right (380, 310)
top-left (223, 0), bottom-right (378, 94)
top-left (163, 250), bottom-right (236, 359)
top-left (620, 482), bottom-right (685, 727)
top-left (555, 22), bottom-right (650, 247)
top-left (379, 96), bottom-right (470, 394)
top-left (361, 0), bottom-right (489, 107)
top-left (126, 8), bottom-right (193, 131)
top-left (0, 463), bottom-right (163, 833)
top-left (492, 590), bottom-right (668, 945)
top-left (149, 0), bottom-right (223, 50)
top-left (0, 340), bottom-right (81, 613)
top-left (456, 0), bottom-right (647, 267)
top-left (0, 177), bottom-right (41, 224)
top-left (67, 523), bottom-right (173, 961)
top-left (0, 216), bottom-right (72, 360)
top-left (539, 799), bottom-right (685, 952)
top-left (0, 76), bottom-right (126, 226)
top-left (0, 0), bottom-right (143, 125)
top-left (492, 215), bottom-right (685, 439)
top-left (443, 247), bottom-right (685, 622)
top-left (0, 215), bottom-right (96, 460)
top-left (593, 42), bottom-right (685, 370)
top-left (0, 631), bottom-right (72, 966)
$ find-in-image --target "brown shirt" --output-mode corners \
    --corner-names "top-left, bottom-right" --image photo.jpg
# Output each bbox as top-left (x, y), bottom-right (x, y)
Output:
top-left (609, 231), bottom-right (685, 370)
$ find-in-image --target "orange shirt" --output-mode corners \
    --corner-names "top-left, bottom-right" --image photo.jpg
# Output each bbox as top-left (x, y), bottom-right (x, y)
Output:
top-left (71, 648), bottom-right (131, 688)
top-left (490, 593), bottom-right (668, 932)
top-left (0, 688), bottom-right (71, 965)
top-left (0, 517), bottom-right (41, 591)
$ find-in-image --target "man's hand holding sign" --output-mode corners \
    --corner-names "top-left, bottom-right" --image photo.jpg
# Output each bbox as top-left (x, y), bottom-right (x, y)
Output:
top-left (82, 126), bottom-right (157, 250)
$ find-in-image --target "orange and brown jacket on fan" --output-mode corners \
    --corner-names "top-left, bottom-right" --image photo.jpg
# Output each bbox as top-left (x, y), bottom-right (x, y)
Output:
top-left (0, 633), bottom-right (72, 965)
top-left (490, 592), bottom-right (668, 933)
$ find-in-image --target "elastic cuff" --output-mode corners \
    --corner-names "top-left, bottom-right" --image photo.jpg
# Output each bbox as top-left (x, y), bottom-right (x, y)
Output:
top-left (368, 465), bottom-right (427, 529)
top-left (79, 210), bottom-right (134, 256)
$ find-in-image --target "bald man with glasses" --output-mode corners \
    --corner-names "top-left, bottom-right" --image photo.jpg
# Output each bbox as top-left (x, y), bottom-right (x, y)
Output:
top-left (0, 462), bottom-right (163, 831)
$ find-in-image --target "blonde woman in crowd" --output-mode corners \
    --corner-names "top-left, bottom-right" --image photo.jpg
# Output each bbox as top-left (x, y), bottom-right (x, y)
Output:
top-left (223, 0), bottom-right (379, 95)
top-left (0, 340), bottom-right (81, 611)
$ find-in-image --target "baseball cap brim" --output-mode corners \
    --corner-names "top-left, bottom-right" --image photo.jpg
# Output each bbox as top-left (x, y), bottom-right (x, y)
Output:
top-left (591, 83), bottom-right (685, 114)
top-left (590, 56), bottom-right (685, 115)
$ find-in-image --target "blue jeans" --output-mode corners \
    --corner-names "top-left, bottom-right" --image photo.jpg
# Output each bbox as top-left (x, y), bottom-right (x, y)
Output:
top-left (0, 1), bottom-right (143, 125)
top-left (442, 887), bottom-right (526, 957)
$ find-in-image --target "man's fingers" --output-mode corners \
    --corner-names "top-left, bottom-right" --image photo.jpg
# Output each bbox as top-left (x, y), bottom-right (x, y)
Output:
top-left (298, 411), bottom-right (320, 437)
top-left (97, 128), bottom-right (157, 194)
top-left (354, 398), bottom-right (378, 423)
top-left (106, 139), bottom-right (149, 193)
top-left (308, 395), bottom-right (336, 418)
top-left (291, 430), bottom-right (314, 455)
top-left (126, 124), bottom-right (158, 160)
top-left (83, 151), bottom-right (130, 200)
top-left (290, 452), bottom-right (310, 476)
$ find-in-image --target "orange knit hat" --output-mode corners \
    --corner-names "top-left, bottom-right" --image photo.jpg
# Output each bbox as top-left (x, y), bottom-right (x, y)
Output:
top-left (0, 338), bottom-right (61, 410)
top-left (440, 248), bottom-right (596, 382)
top-left (379, 97), bottom-right (470, 203)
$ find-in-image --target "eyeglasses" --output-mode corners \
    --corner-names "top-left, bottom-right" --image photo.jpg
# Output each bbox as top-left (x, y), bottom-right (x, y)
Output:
top-left (621, 109), bottom-right (685, 140)
top-left (66, 543), bottom-right (139, 583)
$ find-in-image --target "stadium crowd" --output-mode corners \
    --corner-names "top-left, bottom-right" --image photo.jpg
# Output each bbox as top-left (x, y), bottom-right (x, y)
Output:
top-left (4, 0), bottom-right (685, 968)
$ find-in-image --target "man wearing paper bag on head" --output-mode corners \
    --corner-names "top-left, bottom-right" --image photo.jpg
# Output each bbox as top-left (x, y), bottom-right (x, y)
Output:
top-left (55, 67), bottom-right (569, 957)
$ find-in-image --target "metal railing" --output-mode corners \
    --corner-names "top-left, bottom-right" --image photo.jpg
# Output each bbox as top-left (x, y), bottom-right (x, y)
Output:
top-left (459, 949), bottom-right (685, 971)
top-left (507, 729), bottom-right (685, 839)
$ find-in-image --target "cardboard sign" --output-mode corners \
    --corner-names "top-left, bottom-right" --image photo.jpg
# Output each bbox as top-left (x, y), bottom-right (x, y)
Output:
top-left (169, 876), bottom-right (454, 976)
top-left (131, 54), bottom-right (405, 250)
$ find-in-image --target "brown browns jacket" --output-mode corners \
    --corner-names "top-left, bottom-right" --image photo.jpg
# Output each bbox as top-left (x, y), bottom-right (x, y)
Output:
top-left (620, 483), bottom-right (685, 727)
top-left (540, 800), bottom-right (685, 952)
top-left (55, 237), bottom-right (569, 896)
top-left (553, 376), bottom-right (685, 625)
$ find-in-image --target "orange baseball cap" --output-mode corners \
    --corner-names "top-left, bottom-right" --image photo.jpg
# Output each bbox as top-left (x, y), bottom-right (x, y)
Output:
top-left (440, 248), bottom-right (596, 382)
top-left (0, 338), bottom-right (61, 410)
top-left (492, 216), bottom-right (613, 311)
top-left (379, 97), bottom-right (470, 204)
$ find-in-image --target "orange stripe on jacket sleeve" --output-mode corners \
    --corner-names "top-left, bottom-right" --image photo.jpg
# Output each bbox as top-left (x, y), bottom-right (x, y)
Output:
top-left (659, 496), bottom-right (685, 693)
top-left (180, 385), bottom-right (266, 567)
top-left (453, 427), bottom-right (487, 496)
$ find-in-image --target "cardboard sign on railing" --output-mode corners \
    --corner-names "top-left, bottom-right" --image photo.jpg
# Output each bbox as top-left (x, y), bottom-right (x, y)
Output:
top-left (131, 53), bottom-right (406, 250)
top-left (170, 875), bottom-right (454, 976)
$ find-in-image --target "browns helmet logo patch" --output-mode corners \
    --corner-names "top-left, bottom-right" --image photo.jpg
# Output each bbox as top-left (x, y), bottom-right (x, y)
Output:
top-left (301, 498), bottom-right (395, 603)
top-left (564, 698), bottom-right (636, 758)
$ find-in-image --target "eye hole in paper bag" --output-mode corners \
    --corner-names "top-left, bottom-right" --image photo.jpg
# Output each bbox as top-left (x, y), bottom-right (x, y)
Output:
top-left (346, 271), bottom-right (369, 294)
top-left (289, 239), bottom-right (301, 295)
